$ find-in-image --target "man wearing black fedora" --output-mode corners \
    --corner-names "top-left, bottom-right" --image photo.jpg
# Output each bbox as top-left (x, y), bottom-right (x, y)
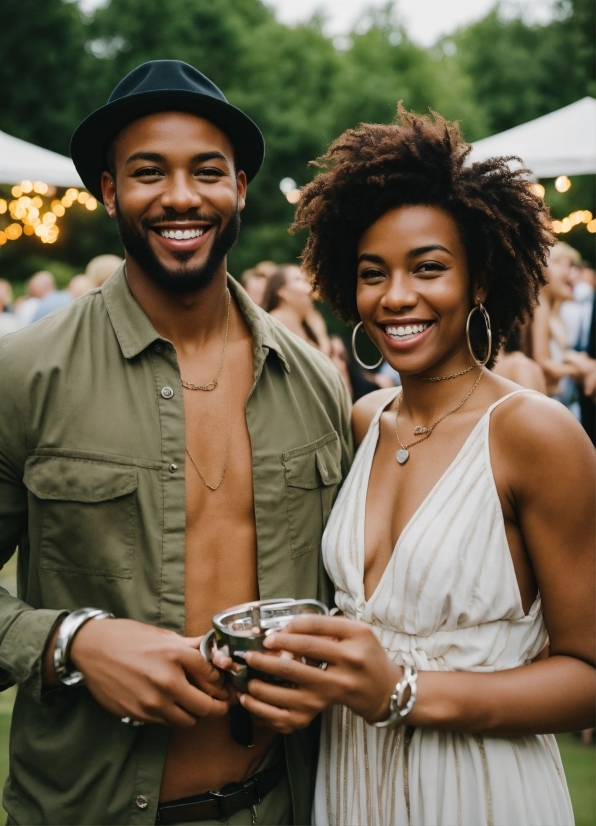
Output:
top-left (0, 60), bottom-right (352, 825)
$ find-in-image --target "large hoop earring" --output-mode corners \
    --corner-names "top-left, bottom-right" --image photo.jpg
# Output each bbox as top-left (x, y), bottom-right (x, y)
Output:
top-left (351, 322), bottom-right (383, 369)
top-left (466, 301), bottom-right (492, 367)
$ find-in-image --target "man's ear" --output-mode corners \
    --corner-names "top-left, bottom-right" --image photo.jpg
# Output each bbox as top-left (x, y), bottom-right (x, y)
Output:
top-left (236, 170), bottom-right (248, 212)
top-left (101, 172), bottom-right (117, 219)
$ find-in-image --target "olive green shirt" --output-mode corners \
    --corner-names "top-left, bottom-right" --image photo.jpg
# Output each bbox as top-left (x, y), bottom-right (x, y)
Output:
top-left (0, 266), bottom-right (353, 825)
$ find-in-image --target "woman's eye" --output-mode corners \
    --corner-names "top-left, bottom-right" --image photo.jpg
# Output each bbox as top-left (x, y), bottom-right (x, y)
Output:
top-left (415, 262), bottom-right (447, 275)
top-left (359, 268), bottom-right (385, 281)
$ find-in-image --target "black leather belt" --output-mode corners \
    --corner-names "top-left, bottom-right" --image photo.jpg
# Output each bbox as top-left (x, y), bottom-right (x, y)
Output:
top-left (155, 755), bottom-right (286, 824)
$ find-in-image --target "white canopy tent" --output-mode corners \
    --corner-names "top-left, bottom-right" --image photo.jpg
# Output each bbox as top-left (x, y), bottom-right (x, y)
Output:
top-left (0, 129), bottom-right (83, 188)
top-left (469, 97), bottom-right (596, 179)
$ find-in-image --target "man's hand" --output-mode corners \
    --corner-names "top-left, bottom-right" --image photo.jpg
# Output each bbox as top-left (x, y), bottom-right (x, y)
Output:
top-left (47, 618), bottom-right (230, 727)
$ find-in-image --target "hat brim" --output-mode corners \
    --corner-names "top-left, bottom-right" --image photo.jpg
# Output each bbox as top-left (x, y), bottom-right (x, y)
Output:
top-left (70, 91), bottom-right (265, 202)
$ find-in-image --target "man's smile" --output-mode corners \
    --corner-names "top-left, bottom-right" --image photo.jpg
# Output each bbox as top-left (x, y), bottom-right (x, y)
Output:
top-left (149, 222), bottom-right (215, 253)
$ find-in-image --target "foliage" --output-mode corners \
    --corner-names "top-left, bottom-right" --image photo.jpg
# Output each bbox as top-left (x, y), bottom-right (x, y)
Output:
top-left (0, 0), bottom-right (594, 280)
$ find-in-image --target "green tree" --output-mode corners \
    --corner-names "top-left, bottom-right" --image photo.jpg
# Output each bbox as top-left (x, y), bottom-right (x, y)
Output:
top-left (455, 0), bottom-right (595, 135)
top-left (0, 0), bottom-right (91, 154)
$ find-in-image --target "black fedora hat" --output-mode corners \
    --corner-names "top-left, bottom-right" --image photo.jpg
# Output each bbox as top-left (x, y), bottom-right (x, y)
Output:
top-left (70, 60), bottom-right (265, 202)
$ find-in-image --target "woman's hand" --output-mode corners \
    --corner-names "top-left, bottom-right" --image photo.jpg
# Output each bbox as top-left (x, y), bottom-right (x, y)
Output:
top-left (239, 616), bottom-right (402, 734)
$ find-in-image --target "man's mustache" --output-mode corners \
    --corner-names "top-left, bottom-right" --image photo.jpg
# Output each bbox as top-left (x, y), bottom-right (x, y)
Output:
top-left (142, 210), bottom-right (222, 229)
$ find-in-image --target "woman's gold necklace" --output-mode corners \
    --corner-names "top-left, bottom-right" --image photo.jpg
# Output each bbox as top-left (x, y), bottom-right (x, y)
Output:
top-left (181, 289), bottom-right (231, 392)
top-left (394, 368), bottom-right (483, 465)
top-left (414, 363), bottom-right (475, 382)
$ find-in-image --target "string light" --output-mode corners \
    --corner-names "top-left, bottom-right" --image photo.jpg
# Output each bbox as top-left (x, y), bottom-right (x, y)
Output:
top-left (531, 183), bottom-right (545, 198)
top-left (551, 210), bottom-right (593, 234)
top-left (554, 175), bottom-right (572, 193)
top-left (0, 180), bottom-right (98, 244)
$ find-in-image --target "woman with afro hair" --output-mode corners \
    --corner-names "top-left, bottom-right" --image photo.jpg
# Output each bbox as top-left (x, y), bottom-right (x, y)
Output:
top-left (238, 108), bottom-right (594, 825)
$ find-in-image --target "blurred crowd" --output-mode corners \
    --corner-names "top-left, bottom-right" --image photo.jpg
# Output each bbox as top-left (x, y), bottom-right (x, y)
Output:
top-left (1, 243), bottom-right (594, 442)
top-left (0, 254), bottom-right (122, 335)
top-left (243, 247), bottom-right (595, 443)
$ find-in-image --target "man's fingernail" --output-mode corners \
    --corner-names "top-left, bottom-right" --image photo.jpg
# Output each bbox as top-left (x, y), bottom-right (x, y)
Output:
top-left (263, 634), bottom-right (276, 647)
top-left (239, 694), bottom-right (246, 705)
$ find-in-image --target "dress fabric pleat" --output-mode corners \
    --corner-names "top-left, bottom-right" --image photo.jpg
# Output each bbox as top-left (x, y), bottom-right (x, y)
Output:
top-left (313, 388), bottom-right (574, 826)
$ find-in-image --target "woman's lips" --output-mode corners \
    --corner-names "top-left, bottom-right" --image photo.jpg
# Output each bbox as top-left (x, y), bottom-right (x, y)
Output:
top-left (151, 225), bottom-right (214, 252)
top-left (379, 321), bottom-right (435, 351)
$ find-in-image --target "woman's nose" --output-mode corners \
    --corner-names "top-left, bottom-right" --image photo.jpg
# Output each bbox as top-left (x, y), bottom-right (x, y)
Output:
top-left (381, 273), bottom-right (418, 311)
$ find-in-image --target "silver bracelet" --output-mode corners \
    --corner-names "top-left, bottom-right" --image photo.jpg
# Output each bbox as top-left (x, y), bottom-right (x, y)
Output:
top-left (374, 664), bottom-right (418, 728)
top-left (53, 607), bottom-right (114, 686)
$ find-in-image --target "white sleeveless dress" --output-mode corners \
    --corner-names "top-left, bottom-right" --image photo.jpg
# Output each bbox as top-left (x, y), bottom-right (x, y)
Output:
top-left (313, 389), bottom-right (574, 826)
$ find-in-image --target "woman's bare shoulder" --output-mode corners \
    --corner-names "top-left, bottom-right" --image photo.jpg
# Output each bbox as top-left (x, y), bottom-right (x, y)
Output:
top-left (491, 390), bottom-right (594, 481)
top-left (352, 388), bottom-right (398, 448)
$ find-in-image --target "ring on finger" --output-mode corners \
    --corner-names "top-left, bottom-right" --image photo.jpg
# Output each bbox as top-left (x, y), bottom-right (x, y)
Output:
top-left (318, 661), bottom-right (329, 671)
top-left (121, 716), bottom-right (145, 727)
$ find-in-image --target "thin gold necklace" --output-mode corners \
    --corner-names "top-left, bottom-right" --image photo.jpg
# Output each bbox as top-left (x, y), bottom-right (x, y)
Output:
top-left (185, 377), bottom-right (232, 491)
top-left (181, 289), bottom-right (231, 392)
top-left (414, 363), bottom-right (475, 382)
top-left (394, 368), bottom-right (483, 464)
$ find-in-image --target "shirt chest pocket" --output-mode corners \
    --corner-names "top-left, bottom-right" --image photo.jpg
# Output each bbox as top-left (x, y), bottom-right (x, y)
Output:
top-left (24, 456), bottom-right (138, 579)
top-left (282, 432), bottom-right (342, 559)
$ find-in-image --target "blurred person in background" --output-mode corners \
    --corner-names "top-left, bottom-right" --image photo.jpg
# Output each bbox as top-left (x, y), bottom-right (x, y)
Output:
top-left (240, 266), bottom-right (268, 306)
top-left (31, 281), bottom-right (72, 323)
top-left (492, 325), bottom-right (547, 392)
top-left (0, 280), bottom-right (17, 338)
top-left (532, 242), bottom-right (592, 414)
top-left (263, 264), bottom-right (331, 353)
top-left (68, 274), bottom-right (94, 299)
top-left (85, 253), bottom-right (124, 288)
top-left (14, 270), bottom-right (56, 327)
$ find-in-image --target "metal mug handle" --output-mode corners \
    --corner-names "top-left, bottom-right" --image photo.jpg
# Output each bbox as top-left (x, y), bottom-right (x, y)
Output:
top-left (200, 628), bottom-right (216, 662)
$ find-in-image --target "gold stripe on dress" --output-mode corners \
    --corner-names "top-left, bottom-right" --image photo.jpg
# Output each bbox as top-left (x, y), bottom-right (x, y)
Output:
top-left (541, 734), bottom-right (563, 780)
top-left (335, 705), bottom-right (344, 826)
top-left (325, 708), bottom-right (333, 826)
top-left (454, 734), bottom-right (462, 826)
top-left (476, 734), bottom-right (494, 826)
top-left (362, 718), bottom-right (373, 825)
top-left (342, 708), bottom-right (351, 826)
top-left (403, 725), bottom-right (414, 825)
top-left (390, 725), bottom-right (404, 818)
top-left (351, 713), bottom-right (362, 824)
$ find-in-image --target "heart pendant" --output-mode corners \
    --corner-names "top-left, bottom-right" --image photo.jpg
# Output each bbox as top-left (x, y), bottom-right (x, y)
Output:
top-left (396, 449), bottom-right (409, 465)
top-left (413, 425), bottom-right (430, 435)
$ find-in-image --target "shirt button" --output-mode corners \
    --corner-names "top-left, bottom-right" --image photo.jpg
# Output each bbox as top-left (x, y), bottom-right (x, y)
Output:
top-left (135, 795), bottom-right (149, 809)
top-left (154, 342), bottom-right (164, 353)
top-left (169, 463), bottom-right (178, 473)
top-left (161, 386), bottom-right (174, 399)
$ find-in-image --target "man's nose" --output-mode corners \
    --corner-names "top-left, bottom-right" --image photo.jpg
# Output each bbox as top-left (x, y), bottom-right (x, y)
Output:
top-left (160, 171), bottom-right (202, 212)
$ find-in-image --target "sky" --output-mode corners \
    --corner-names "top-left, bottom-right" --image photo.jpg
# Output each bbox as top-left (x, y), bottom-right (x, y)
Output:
top-left (263, 0), bottom-right (558, 45)
top-left (79, 0), bottom-right (559, 46)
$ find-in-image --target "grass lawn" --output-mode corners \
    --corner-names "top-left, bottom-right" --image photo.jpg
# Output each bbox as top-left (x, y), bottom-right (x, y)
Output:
top-left (0, 692), bottom-right (592, 824)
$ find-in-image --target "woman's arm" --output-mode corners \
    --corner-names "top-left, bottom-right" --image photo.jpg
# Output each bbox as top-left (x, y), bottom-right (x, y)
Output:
top-left (241, 395), bottom-right (594, 736)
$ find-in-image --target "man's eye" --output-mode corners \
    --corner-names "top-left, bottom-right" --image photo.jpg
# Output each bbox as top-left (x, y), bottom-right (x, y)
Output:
top-left (132, 167), bottom-right (163, 177)
top-left (195, 168), bottom-right (224, 178)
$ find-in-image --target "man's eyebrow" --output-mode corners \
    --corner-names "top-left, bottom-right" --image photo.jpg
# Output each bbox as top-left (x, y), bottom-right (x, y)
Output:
top-left (124, 151), bottom-right (229, 165)
top-left (357, 253), bottom-right (386, 265)
top-left (408, 244), bottom-right (452, 257)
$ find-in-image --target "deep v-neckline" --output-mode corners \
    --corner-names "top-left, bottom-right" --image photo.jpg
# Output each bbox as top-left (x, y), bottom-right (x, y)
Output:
top-left (360, 389), bottom-right (489, 605)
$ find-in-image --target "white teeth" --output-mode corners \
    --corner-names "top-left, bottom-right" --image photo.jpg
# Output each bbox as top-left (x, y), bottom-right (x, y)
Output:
top-left (160, 228), bottom-right (206, 239)
top-left (385, 322), bottom-right (430, 340)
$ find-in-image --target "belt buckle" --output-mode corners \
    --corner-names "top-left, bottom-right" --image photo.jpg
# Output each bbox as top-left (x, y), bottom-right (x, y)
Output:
top-left (209, 790), bottom-right (229, 823)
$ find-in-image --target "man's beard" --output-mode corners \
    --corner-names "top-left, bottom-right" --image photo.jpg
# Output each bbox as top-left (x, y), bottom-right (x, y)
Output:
top-left (116, 202), bottom-right (241, 295)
